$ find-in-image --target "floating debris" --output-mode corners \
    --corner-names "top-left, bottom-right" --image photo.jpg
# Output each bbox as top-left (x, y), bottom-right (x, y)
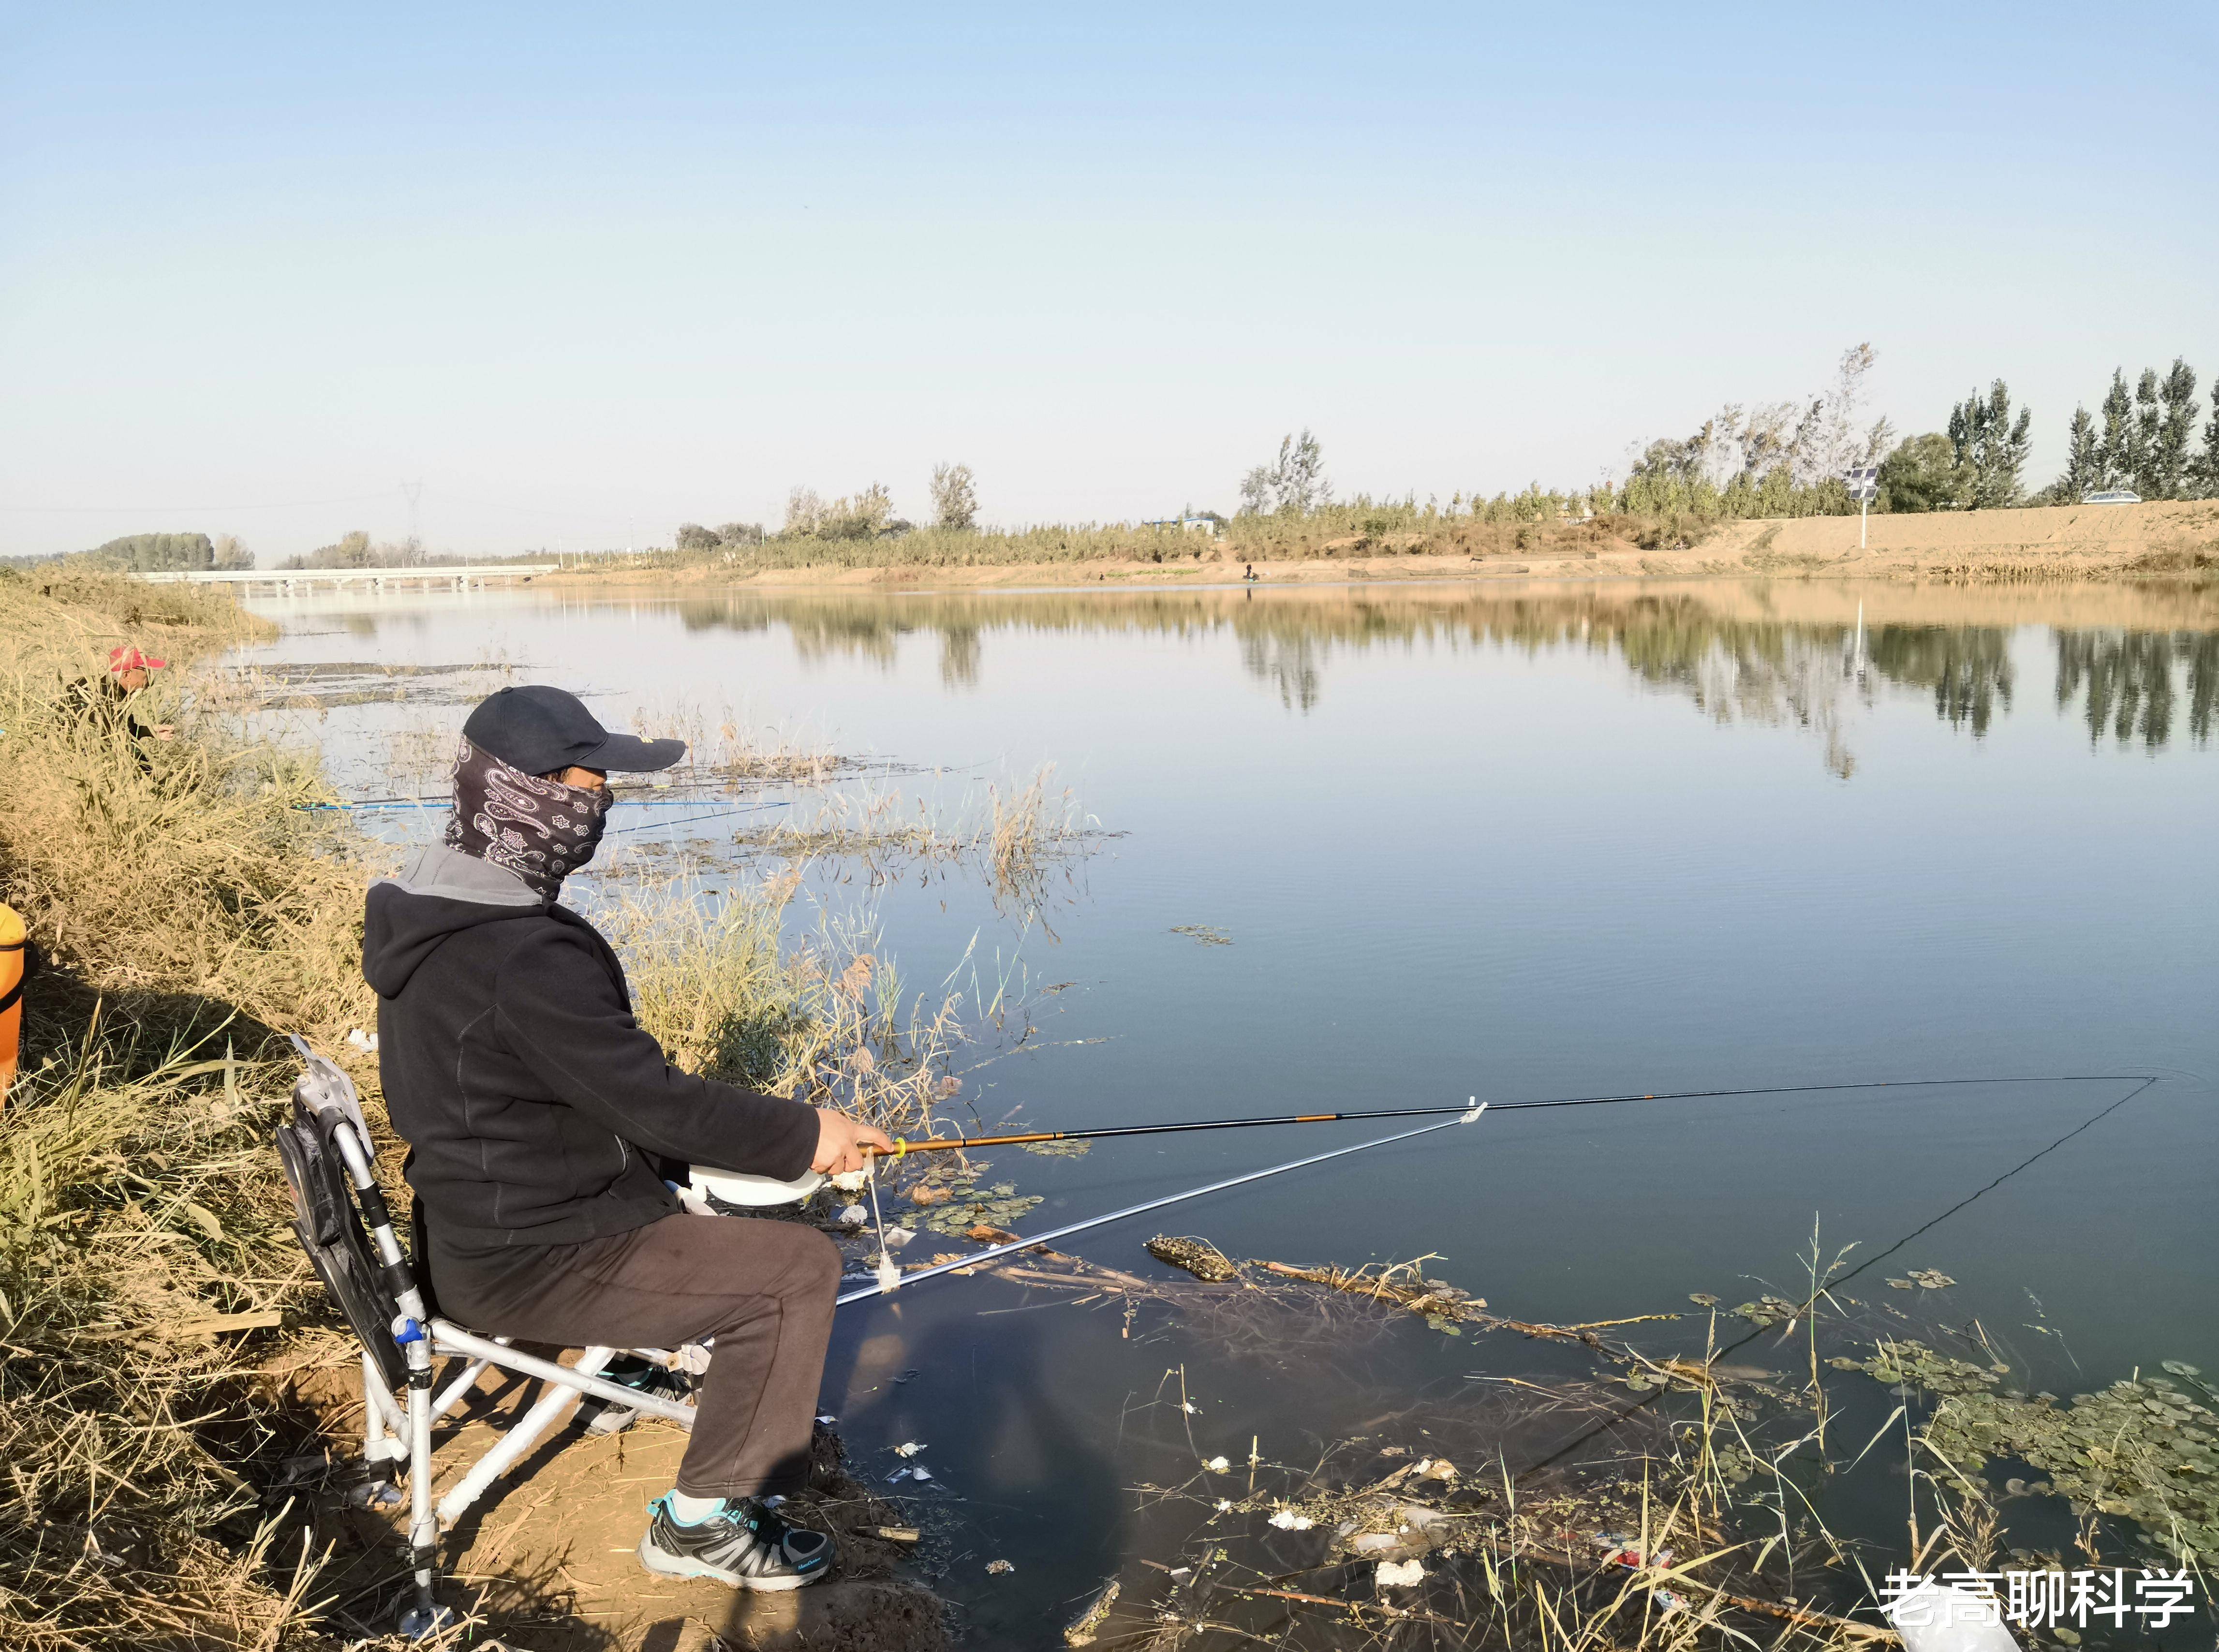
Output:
top-left (1203, 1456), bottom-right (1230, 1473)
top-left (1374, 1558), bottom-right (1425, 1588)
top-left (984, 1558), bottom-right (1014, 1575)
top-left (912, 1164), bottom-right (1044, 1237)
top-left (894, 1441), bottom-right (926, 1458)
top-left (1170, 925), bottom-right (1232, 946)
top-left (1146, 1234), bottom-right (1239, 1282)
top-left (1846, 1338), bottom-right (2006, 1396)
top-left (1687, 1292), bottom-right (1719, 1307)
top-left (1020, 1137), bottom-right (1092, 1157)
top-left (1731, 1294), bottom-right (1799, 1328)
top-left (1887, 1268), bottom-right (1957, 1290)
top-left (1062, 1578), bottom-right (1119, 1645)
top-left (1268, 1509), bottom-right (1316, 1530)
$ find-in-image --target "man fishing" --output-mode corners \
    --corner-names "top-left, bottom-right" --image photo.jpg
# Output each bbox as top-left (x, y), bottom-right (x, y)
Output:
top-left (362, 684), bottom-right (889, 1592)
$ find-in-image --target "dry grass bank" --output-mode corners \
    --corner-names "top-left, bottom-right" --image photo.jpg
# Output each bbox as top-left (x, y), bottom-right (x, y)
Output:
top-left (0, 572), bottom-right (964, 1647)
top-left (0, 570), bottom-right (362, 1649)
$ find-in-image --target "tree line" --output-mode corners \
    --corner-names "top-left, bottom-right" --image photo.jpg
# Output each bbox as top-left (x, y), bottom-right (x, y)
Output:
top-left (1, 532), bottom-right (256, 573)
top-left (1228, 346), bottom-right (2218, 530)
top-left (675, 463), bottom-right (980, 550)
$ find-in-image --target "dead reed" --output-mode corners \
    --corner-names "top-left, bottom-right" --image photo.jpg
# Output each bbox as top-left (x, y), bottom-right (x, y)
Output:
top-left (0, 1026), bottom-right (336, 1651)
top-left (730, 761), bottom-right (1094, 911)
top-left (586, 866), bottom-right (963, 1134)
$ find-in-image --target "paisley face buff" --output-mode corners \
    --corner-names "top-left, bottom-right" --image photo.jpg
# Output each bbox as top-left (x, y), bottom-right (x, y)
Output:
top-left (444, 737), bottom-right (613, 900)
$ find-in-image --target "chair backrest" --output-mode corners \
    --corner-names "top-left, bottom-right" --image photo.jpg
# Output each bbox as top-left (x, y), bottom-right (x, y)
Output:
top-left (274, 1044), bottom-right (407, 1388)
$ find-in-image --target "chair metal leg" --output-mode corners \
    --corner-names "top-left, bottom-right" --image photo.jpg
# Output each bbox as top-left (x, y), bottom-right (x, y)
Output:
top-left (362, 1352), bottom-right (408, 1446)
top-left (435, 1346), bottom-right (615, 1527)
top-left (401, 1355), bottom-right (439, 1627)
top-left (363, 1353), bottom-right (391, 1461)
top-left (430, 1338), bottom-right (508, 1423)
top-left (349, 1353), bottom-right (407, 1510)
top-left (431, 1324), bottom-right (697, 1426)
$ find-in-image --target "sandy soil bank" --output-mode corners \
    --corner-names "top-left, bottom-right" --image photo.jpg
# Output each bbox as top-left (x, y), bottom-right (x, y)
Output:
top-left (540, 501), bottom-right (2219, 594)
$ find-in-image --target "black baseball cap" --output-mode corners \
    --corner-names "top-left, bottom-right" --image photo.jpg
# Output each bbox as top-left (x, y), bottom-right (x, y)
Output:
top-left (460, 685), bottom-right (686, 775)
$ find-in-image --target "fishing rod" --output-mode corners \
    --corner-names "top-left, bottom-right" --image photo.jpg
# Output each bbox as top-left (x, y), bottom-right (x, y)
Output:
top-left (857, 1072), bottom-right (2148, 1159)
top-left (302, 796), bottom-right (786, 811)
top-left (836, 1102), bottom-right (1489, 1305)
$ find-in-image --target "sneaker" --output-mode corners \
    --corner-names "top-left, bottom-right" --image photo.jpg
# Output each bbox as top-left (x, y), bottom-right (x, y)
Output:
top-left (581, 1357), bottom-right (694, 1436)
top-left (637, 1494), bottom-right (835, 1591)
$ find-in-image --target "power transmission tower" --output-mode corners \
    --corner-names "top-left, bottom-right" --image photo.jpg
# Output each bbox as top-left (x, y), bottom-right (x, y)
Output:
top-left (400, 480), bottom-right (423, 548)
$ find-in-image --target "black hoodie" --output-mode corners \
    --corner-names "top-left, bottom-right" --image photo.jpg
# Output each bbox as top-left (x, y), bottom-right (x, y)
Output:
top-left (363, 844), bottom-right (818, 1251)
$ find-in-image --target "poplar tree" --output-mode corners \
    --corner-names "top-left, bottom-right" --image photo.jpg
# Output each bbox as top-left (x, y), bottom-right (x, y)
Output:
top-left (1946, 381), bottom-right (2032, 509)
top-left (2149, 359), bottom-right (2200, 500)
top-left (2056, 407), bottom-right (2103, 502)
top-left (929, 462), bottom-right (979, 530)
top-left (2097, 370), bottom-right (2136, 488)
top-left (2130, 369), bottom-right (2164, 496)
top-left (2196, 403), bottom-right (2219, 498)
top-left (1239, 430), bottom-right (1330, 516)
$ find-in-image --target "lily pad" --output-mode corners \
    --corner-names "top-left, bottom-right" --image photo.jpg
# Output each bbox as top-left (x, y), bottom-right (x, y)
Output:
top-left (1021, 1138), bottom-right (1091, 1157)
top-left (1687, 1293), bottom-right (1719, 1308)
top-left (1845, 1344), bottom-right (2219, 1563)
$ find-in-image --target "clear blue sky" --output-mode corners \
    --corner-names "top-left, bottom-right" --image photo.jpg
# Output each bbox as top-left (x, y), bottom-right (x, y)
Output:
top-left (3, 3), bottom-right (2212, 559)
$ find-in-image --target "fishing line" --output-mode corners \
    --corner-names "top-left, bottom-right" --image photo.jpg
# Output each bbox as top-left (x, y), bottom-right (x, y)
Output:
top-left (604, 801), bottom-right (790, 835)
top-left (1504, 1072), bottom-right (2162, 1485)
top-left (858, 1073), bottom-right (2153, 1159)
top-left (837, 1102), bottom-right (1490, 1306)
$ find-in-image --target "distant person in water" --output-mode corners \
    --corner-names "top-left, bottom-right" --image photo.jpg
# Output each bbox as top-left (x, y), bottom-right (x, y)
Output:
top-left (362, 684), bottom-right (888, 1592)
top-left (1243, 562), bottom-right (1258, 582)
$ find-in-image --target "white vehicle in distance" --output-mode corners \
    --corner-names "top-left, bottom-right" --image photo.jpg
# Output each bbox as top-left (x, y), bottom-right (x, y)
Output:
top-left (2082, 489), bottom-right (2142, 504)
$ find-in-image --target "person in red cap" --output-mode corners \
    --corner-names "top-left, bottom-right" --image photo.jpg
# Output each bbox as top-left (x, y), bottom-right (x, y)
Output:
top-left (62, 644), bottom-right (175, 751)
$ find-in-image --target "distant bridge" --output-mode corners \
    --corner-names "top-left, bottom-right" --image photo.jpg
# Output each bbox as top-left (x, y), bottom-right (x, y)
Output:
top-left (133, 564), bottom-right (558, 590)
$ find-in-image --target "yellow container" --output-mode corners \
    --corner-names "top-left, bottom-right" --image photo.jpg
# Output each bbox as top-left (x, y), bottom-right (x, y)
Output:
top-left (0, 903), bottom-right (22, 1108)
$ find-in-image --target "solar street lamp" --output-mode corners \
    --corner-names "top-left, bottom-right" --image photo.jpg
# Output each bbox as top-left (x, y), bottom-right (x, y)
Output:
top-left (1845, 465), bottom-right (1879, 549)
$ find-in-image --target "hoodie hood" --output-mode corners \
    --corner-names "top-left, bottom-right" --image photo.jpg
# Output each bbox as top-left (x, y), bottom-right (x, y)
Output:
top-left (363, 843), bottom-right (547, 998)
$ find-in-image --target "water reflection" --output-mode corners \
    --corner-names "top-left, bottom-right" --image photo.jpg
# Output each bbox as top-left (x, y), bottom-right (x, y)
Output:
top-left (644, 579), bottom-right (2219, 770)
top-left (1867, 626), bottom-right (2014, 736)
top-left (2055, 630), bottom-right (2219, 750)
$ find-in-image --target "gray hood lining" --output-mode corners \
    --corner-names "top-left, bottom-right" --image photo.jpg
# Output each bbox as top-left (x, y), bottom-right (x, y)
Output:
top-left (371, 842), bottom-right (546, 908)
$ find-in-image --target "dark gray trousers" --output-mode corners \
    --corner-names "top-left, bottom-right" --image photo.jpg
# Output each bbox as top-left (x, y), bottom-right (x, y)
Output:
top-left (429, 1212), bottom-right (841, 1498)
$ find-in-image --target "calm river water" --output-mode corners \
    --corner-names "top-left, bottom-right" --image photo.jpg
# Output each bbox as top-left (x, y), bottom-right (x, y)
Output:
top-left (239, 575), bottom-right (2217, 1643)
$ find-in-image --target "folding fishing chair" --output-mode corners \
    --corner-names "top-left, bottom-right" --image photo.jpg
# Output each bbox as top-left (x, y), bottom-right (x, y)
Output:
top-left (275, 1037), bottom-right (703, 1636)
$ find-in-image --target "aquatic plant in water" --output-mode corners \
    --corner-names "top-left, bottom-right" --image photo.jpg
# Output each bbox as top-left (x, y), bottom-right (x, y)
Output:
top-left (1846, 1340), bottom-right (2219, 1564)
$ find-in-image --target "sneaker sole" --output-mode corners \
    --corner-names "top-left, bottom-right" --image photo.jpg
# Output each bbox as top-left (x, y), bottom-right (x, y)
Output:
top-left (636, 1534), bottom-right (824, 1592)
top-left (583, 1405), bottom-right (639, 1437)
